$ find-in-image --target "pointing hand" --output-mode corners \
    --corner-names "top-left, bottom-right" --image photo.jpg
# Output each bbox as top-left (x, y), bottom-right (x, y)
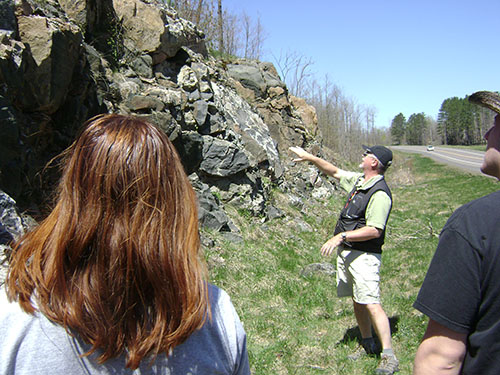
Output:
top-left (289, 146), bottom-right (311, 162)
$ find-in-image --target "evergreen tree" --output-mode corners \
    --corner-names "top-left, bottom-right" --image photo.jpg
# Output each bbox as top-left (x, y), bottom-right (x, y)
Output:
top-left (390, 113), bottom-right (406, 145)
top-left (437, 96), bottom-right (483, 145)
top-left (406, 113), bottom-right (427, 145)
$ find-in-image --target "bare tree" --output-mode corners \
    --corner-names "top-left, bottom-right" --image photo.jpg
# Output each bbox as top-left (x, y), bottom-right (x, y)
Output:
top-left (221, 10), bottom-right (240, 55)
top-left (166, 0), bottom-right (267, 58)
top-left (242, 11), bottom-right (251, 58)
top-left (239, 11), bottom-right (265, 60)
top-left (251, 16), bottom-right (265, 60)
top-left (195, 0), bottom-right (204, 24)
top-left (272, 50), bottom-right (314, 97)
top-left (364, 106), bottom-right (377, 145)
top-left (217, 0), bottom-right (223, 54)
top-left (305, 74), bottom-right (387, 162)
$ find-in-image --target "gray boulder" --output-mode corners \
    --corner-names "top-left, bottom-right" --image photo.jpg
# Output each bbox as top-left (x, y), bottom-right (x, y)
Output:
top-left (226, 61), bottom-right (285, 98)
top-left (199, 136), bottom-right (250, 177)
top-left (212, 82), bottom-right (283, 178)
top-left (0, 190), bottom-right (25, 241)
top-left (113, 0), bottom-right (207, 64)
top-left (226, 59), bottom-right (318, 155)
top-left (189, 175), bottom-right (234, 232)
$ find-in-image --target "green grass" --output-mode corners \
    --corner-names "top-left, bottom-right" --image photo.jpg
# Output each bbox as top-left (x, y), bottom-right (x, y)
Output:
top-left (440, 144), bottom-right (486, 151)
top-left (203, 152), bottom-right (499, 374)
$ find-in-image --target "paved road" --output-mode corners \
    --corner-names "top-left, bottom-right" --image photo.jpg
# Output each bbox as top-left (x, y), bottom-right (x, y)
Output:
top-left (391, 146), bottom-right (486, 175)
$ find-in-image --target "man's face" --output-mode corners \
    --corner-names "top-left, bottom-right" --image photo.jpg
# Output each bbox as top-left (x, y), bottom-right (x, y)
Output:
top-left (481, 114), bottom-right (500, 179)
top-left (359, 151), bottom-right (378, 170)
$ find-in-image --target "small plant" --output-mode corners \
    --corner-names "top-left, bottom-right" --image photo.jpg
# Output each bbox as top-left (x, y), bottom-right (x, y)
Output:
top-left (106, 13), bottom-right (124, 68)
top-left (211, 189), bottom-right (222, 201)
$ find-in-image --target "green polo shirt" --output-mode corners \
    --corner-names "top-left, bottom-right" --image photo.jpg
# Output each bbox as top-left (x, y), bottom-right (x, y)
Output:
top-left (338, 171), bottom-right (391, 230)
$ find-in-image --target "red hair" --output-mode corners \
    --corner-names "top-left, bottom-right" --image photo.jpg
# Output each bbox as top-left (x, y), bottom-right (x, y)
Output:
top-left (7, 114), bottom-right (208, 368)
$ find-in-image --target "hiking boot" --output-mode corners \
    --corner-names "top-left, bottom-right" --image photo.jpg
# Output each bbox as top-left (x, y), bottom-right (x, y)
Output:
top-left (375, 354), bottom-right (399, 374)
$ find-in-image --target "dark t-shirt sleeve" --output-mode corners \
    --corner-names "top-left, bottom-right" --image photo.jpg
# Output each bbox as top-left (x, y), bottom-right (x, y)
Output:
top-left (413, 226), bottom-right (482, 334)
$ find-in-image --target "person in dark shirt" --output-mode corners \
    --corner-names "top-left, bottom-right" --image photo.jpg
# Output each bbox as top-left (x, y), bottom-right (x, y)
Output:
top-left (413, 91), bottom-right (500, 375)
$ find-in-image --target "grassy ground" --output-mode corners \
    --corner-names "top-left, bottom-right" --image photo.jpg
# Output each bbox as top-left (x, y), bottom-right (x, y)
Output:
top-left (203, 151), bottom-right (499, 374)
top-left (439, 144), bottom-right (486, 151)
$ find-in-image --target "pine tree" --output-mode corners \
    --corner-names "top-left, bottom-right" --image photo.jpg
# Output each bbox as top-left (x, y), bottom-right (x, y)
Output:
top-left (390, 113), bottom-right (406, 145)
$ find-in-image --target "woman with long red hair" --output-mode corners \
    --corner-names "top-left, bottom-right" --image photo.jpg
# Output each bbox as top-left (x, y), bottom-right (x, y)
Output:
top-left (0, 114), bottom-right (250, 374)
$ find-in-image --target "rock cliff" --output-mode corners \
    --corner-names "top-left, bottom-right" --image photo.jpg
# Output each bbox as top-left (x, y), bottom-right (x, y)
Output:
top-left (0, 0), bottom-right (336, 281)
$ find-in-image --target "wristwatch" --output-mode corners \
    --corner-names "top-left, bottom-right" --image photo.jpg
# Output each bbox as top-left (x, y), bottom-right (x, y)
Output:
top-left (341, 232), bottom-right (347, 242)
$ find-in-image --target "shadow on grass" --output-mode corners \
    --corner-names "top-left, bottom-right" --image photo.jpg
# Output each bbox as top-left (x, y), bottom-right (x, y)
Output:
top-left (336, 315), bottom-right (400, 350)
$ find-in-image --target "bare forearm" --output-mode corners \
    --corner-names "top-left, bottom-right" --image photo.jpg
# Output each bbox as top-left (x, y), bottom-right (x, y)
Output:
top-left (320, 226), bottom-right (381, 256)
top-left (289, 146), bottom-right (341, 178)
top-left (306, 154), bottom-right (340, 178)
top-left (343, 226), bottom-right (381, 242)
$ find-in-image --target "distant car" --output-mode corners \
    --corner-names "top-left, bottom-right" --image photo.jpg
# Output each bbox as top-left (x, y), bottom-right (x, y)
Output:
top-left (426, 145), bottom-right (434, 151)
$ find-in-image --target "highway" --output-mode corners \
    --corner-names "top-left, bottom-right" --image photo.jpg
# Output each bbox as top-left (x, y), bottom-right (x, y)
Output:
top-left (391, 145), bottom-right (486, 176)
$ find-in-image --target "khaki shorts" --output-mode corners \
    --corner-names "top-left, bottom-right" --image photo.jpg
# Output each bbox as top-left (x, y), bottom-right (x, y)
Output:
top-left (336, 248), bottom-right (381, 304)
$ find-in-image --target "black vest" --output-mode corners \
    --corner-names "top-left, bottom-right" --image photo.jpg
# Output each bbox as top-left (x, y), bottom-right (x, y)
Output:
top-left (334, 176), bottom-right (392, 254)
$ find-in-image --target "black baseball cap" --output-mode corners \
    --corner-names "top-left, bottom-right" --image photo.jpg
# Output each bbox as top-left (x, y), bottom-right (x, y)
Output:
top-left (362, 145), bottom-right (393, 167)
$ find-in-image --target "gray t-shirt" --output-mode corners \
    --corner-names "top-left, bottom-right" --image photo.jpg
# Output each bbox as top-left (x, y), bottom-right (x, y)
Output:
top-left (0, 284), bottom-right (250, 374)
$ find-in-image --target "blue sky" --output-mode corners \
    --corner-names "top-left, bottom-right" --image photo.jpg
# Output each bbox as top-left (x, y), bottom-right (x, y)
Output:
top-left (222, 0), bottom-right (500, 128)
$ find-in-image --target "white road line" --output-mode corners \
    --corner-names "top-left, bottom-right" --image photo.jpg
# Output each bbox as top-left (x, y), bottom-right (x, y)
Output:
top-left (435, 148), bottom-right (484, 160)
top-left (432, 152), bottom-right (481, 167)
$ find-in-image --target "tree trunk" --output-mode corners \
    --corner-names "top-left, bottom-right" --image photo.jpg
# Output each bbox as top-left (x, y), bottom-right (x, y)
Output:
top-left (195, 0), bottom-right (203, 24)
top-left (217, 0), bottom-right (223, 53)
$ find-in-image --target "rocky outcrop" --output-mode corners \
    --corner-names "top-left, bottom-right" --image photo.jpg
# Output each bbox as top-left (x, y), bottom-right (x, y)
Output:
top-left (0, 0), bottom-right (322, 241)
top-left (226, 60), bottom-right (317, 154)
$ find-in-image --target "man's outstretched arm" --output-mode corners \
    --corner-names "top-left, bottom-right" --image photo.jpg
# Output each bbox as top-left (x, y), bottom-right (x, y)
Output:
top-left (413, 319), bottom-right (466, 375)
top-left (289, 146), bottom-right (344, 179)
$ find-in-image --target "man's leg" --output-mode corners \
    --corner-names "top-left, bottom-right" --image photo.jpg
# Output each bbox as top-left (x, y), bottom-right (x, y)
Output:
top-left (352, 300), bottom-right (378, 355)
top-left (350, 251), bottom-right (383, 353)
top-left (348, 252), bottom-right (399, 373)
top-left (364, 303), bottom-right (392, 350)
top-left (353, 300), bottom-right (373, 338)
top-left (361, 303), bottom-right (399, 374)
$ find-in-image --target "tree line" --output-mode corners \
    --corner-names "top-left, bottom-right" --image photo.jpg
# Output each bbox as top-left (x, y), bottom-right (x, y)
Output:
top-left (390, 96), bottom-right (495, 146)
top-left (437, 96), bottom-right (493, 145)
top-left (390, 113), bottom-right (437, 146)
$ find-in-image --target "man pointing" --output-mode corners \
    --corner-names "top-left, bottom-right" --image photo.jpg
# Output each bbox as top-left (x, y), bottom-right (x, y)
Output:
top-left (290, 145), bottom-right (398, 375)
